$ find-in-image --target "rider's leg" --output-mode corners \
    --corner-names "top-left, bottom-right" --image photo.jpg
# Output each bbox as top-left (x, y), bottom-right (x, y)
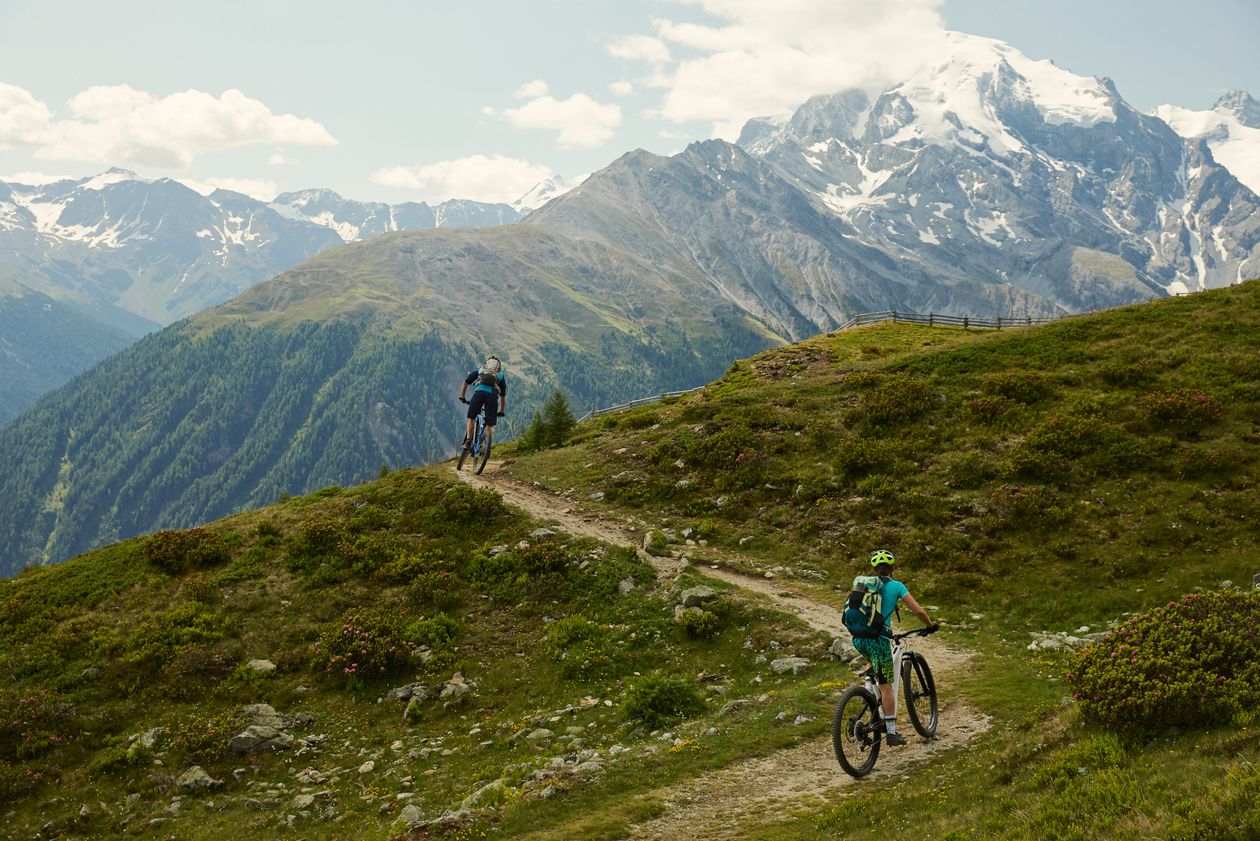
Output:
top-left (463, 418), bottom-right (474, 446)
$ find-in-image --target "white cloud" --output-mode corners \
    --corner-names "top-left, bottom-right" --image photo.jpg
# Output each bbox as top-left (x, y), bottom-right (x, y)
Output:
top-left (608, 34), bottom-right (671, 64)
top-left (488, 93), bottom-right (622, 149)
top-left (609, 81), bottom-right (635, 96)
top-left (0, 83), bottom-right (53, 147)
top-left (370, 154), bottom-right (555, 204)
top-left (514, 79), bottom-right (549, 99)
top-left (617, 0), bottom-right (950, 139)
top-left (268, 149), bottom-right (292, 166)
top-left (0, 82), bottom-right (336, 167)
top-left (179, 176), bottom-right (279, 202)
top-left (0, 170), bottom-right (73, 186)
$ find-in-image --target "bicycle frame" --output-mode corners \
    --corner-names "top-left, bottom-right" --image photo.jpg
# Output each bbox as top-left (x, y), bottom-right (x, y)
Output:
top-left (860, 630), bottom-right (918, 717)
top-left (469, 414), bottom-right (486, 455)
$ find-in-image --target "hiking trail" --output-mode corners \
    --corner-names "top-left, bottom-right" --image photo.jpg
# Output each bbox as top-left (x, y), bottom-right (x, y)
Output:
top-left (456, 463), bottom-right (991, 840)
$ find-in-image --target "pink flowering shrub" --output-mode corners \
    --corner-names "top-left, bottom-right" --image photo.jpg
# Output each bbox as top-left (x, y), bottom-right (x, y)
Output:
top-left (0, 688), bottom-right (77, 761)
top-left (312, 609), bottom-right (413, 687)
top-left (1067, 590), bottom-right (1260, 731)
top-left (1140, 388), bottom-right (1223, 434)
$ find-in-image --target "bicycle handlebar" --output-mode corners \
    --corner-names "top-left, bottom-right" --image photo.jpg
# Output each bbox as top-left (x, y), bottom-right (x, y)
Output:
top-left (892, 626), bottom-right (938, 641)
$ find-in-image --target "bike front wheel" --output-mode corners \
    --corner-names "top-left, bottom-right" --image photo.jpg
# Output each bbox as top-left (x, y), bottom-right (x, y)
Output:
top-left (833, 685), bottom-right (882, 778)
top-left (902, 652), bottom-right (938, 738)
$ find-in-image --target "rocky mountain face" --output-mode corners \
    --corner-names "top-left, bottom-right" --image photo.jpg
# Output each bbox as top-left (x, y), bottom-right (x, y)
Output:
top-left (534, 35), bottom-right (1260, 331)
top-left (1152, 90), bottom-right (1260, 198)
top-left (0, 170), bottom-right (531, 332)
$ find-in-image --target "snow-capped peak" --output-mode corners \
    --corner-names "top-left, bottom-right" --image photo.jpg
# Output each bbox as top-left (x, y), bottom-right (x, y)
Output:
top-left (512, 175), bottom-right (579, 212)
top-left (881, 32), bottom-right (1117, 156)
top-left (81, 168), bottom-right (146, 191)
top-left (1152, 91), bottom-right (1260, 196)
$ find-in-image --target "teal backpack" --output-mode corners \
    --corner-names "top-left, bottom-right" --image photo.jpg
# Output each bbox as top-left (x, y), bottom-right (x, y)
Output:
top-left (843, 575), bottom-right (890, 639)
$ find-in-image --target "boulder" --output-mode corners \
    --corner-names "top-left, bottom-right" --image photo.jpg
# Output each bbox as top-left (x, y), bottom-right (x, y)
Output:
top-left (229, 725), bottom-right (292, 755)
top-left (396, 804), bottom-right (425, 828)
top-left (679, 585), bottom-right (719, 607)
top-left (246, 659), bottom-right (276, 674)
top-left (386, 682), bottom-right (429, 703)
top-left (175, 766), bottom-right (223, 791)
top-left (617, 576), bottom-right (636, 595)
top-left (719, 699), bottom-right (752, 715)
top-left (461, 779), bottom-right (506, 810)
top-left (770, 656), bottom-right (811, 675)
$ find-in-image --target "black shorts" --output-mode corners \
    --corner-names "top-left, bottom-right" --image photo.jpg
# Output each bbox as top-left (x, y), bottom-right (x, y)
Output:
top-left (467, 390), bottom-right (499, 426)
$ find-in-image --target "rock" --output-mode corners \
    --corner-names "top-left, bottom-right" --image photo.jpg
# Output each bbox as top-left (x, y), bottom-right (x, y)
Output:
top-left (828, 638), bottom-right (852, 660)
top-left (793, 714), bottom-right (815, 725)
top-left (359, 760), bottom-right (375, 773)
top-left (136, 726), bottom-right (165, 750)
top-left (229, 726), bottom-right (292, 755)
top-left (715, 496), bottom-right (728, 507)
top-left (175, 766), bottom-right (223, 791)
top-left (526, 728), bottom-right (554, 745)
top-left (674, 605), bottom-right (704, 621)
top-left (530, 528), bottom-right (557, 538)
top-left (571, 761), bottom-right (604, 777)
top-left (386, 682), bottom-right (429, 703)
top-left (739, 536), bottom-right (754, 546)
top-left (247, 659), bottom-right (277, 674)
top-left (461, 779), bottom-right (506, 810)
top-left (439, 674), bottom-right (474, 701)
top-left (79, 666), bottom-right (100, 681)
top-left (291, 794), bottom-right (316, 810)
top-left (589, 491), bottom-right (605, 501)
top-left (396, 804), bottom-right (425, 827)
top-left (719, 699), bottom-right (751, 715)
top-left (770, 656), bottom-right (810, 675)
top-left (679, 585), bottom-right (719, 607)
top-left (617, 576), bottom-right (636, 595)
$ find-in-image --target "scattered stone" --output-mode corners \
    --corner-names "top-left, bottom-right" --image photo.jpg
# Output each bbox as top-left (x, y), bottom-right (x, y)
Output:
top-left (229, 726), bottom-right (292, 755)
top-left (719, 699), bottom-right (751, 715)
top-left (739, 536), bottom-right (754, 546)
top-left (247, 659), bottom-right (277, 674)
top-left (175, 766), bottom-right (223, 791)
top-left (291, 794), bottom-right (316, 810)
top-left (386, 682), bottom-right (429, 703)
top-left (396, 804), bottom-right (425, 827)
top-left (79, 666), bottom-right (100, 681)
top-left (461, 779), bottom-right (507, 810)
top-left (589, 491), bottom-right (605, 501)
top-left (530, 528), bottom-right (557, 538)
top-left (136, 727), bottom-right (166, 750)
top-left (679, 585), bottom-right (719, 607)
top-left (618, 576), bottom-right (636, 595)
top-left (793, 714), bottom-right (815, 725)
top-left (770, 656), bottom-right (810, 675)
top-left (526, 728), bottom-right (554, 746)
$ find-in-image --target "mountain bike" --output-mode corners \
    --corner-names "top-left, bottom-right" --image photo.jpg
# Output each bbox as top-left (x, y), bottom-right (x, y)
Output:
top-left (456, 411), bottom-right (492, 474)
top-left (832, 627), bottom-right (938, 778)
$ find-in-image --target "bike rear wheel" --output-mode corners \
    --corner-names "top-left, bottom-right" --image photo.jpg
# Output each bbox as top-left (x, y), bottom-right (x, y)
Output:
top-left (833, 685), bottom-right (882, 778)
top-left (902, 652), bottom-right (938, 738)
top-left (456, 439), bottom-right (471, 471)
top-left (474, 427), bottom-right (492, 474)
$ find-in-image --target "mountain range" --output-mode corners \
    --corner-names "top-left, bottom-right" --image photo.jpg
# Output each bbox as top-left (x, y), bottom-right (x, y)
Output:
top-left (1, 32), bottom-right (1258, 574)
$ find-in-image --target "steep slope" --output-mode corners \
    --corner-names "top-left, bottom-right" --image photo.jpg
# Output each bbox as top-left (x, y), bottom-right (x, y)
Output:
top-left (1153, 89), bottom-right (1260, 195)
top-left (0, 225), bottom-right (775, 573)
top-left (0, 277), bottom-right (133, 424)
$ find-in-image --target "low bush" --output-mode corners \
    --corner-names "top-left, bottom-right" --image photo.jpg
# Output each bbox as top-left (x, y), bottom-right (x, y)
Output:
top-left (982, 371), bottom-right (1054, 403)
top-left (678, 609), bottom-right (722, 640)
top-left (145, 528), bottom-right (230, 573)
top-left (853, 378), bottom-right (935, 426)
top-left (167, 710), bottom-right (238, 762)
top-left (406, 613), bottom-right (459, 648)
top-left (1140, 388), bottom-right (1223, 435)
top-left (312, 608), bottom-right (415, 687)
top-left (0, 687), bottom-right (78, 760)
top-left (1067, 590), bottom-right (1260, 731)
top-left (622, 674), bottom-right (706, 729)
top-left (987, 484), bottom-right (1065, 527)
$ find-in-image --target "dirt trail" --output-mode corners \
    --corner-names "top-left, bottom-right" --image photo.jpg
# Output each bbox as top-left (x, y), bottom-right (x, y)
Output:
top-left (455, 463), bottom-right (990, 840)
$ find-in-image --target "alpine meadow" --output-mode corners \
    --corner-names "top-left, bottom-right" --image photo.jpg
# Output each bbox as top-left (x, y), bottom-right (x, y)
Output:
top-left (2, 6), bottom-right (1260, 841)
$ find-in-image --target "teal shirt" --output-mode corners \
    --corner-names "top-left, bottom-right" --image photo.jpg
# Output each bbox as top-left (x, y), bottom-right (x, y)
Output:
top-left (877, 577), bottom-right (909, 638)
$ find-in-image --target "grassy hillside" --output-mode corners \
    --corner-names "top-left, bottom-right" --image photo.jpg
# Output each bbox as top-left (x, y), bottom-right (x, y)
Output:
top-left (4, 281), bottom-right (1259, 840)
top-left (0, 470), bottom-right (833, 840)
top-left (493, 280), bottom-right (1260, 838)
top-left (0, 225), bottom-right (775, 574)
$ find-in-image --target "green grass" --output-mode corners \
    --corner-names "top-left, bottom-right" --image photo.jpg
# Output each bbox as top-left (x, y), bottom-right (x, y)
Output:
top-left (5, 282), bottom-right (1260, 839)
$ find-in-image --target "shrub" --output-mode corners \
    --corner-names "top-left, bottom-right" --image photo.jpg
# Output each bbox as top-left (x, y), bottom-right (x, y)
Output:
top-left (145, 528), bottom-right (231, 573)
top-left (313, 608), bottom-right (415, 687)
top-left (1067, 590), bottom-right (1260, 731)
top-left (1140, 388), bottom-right (1223, 435)
top-left (408, 570), bottom-right (464, 610)
top-left (678, 609), bottom-right (722, 640)
top-left (854, 378), bottom-right (935, 426)
top-left (833, 436), bottom-right (892, 477)
top-left (0, 759), bottom-right (53, 802)
top-left (167, 710), bottom-right (238, 762)
top-left (623, 675), bottom-right (705, 729)
top-left (542, 616), bottom-right (624, 678)
top-left (981, 371), bottom-right (1053, 403)
top-left (407, 613), bottom-right (459, 648)
top-left (988, 484), bottom-right (1064, 526)
top-left (0, 688), bottom-right (78, 760)
top-left (966, 395), bottom-right (1018, 424)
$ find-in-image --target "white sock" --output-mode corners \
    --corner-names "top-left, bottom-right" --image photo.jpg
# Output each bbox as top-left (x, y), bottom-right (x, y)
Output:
top-left (883, 715), bottom-right (897, 734)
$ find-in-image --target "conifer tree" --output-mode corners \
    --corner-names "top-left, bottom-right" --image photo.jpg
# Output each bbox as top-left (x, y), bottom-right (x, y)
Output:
top-left (541, 390), bottom-right (576, 448)
top-left (519, 410), bottom-right (546, 453)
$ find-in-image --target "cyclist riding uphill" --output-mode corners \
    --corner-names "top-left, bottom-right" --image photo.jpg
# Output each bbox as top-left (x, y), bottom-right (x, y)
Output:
top-left (843, 550), bottom-right (939, 746)
top-left (459, 356), bottom-right (507, 451)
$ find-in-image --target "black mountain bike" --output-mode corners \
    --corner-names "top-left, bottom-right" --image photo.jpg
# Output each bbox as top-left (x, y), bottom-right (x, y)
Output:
top-left (832, 628), bottom-right (938, 778)
top-left (456, 411), bottom-right (492, 474)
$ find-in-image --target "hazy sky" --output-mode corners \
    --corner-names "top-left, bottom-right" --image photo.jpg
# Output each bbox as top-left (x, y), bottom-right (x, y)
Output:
top-left (1, 0), bottom-right (1256, 204)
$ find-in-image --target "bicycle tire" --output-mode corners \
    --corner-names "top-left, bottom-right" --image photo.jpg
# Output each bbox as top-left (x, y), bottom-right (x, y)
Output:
top-left (832, 685), bottom-right (882, 778)
top-left (902, 652), bottom-right (938, 738)
top-left (456, 442), bottom-right (471, 471)
top-left (475, 432), bottom-right (492, 474)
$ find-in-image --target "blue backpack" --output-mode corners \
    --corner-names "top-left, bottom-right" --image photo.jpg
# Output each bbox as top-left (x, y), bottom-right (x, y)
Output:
top-left (843, 575), bottom-right (889, 640)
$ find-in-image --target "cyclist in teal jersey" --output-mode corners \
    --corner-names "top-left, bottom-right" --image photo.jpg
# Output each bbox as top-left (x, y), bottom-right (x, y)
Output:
top-left (459, 356), bottom-right (507, 451)
top-left (851, 549), bottom-right (938, 746)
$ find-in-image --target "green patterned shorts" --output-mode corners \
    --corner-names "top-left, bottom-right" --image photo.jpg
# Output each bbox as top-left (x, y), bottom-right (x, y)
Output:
top-left (852, 636), bottom-right (894, 684)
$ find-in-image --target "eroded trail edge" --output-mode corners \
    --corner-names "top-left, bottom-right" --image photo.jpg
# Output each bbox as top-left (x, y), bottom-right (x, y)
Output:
top-left (455, 465), bottom-right (992, 840)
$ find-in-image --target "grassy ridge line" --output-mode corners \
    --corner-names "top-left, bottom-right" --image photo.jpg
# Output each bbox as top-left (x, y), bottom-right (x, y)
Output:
top-left (492, 280), bottom-right (1260, 839)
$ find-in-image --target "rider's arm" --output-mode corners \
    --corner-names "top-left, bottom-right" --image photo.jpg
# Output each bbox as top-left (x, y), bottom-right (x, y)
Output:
top-left (498, 375), bottom-right (507, 413)
top-left (901, 594), bottom-right (933, 627)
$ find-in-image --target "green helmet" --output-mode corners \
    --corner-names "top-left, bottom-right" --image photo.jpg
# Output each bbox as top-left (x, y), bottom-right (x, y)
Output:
top-left (869, 549), bottom-right (896, 568)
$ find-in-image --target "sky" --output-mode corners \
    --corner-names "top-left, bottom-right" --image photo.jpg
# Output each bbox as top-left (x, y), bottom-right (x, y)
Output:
top-left (1, 0), bottom-right (1257, 205)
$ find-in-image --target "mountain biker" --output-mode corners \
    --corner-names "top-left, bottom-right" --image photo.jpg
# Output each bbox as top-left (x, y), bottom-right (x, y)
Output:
top-left (849, 549), bottom-right (938, 747)
top-left (459, 355), bottom-right (507, 452)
